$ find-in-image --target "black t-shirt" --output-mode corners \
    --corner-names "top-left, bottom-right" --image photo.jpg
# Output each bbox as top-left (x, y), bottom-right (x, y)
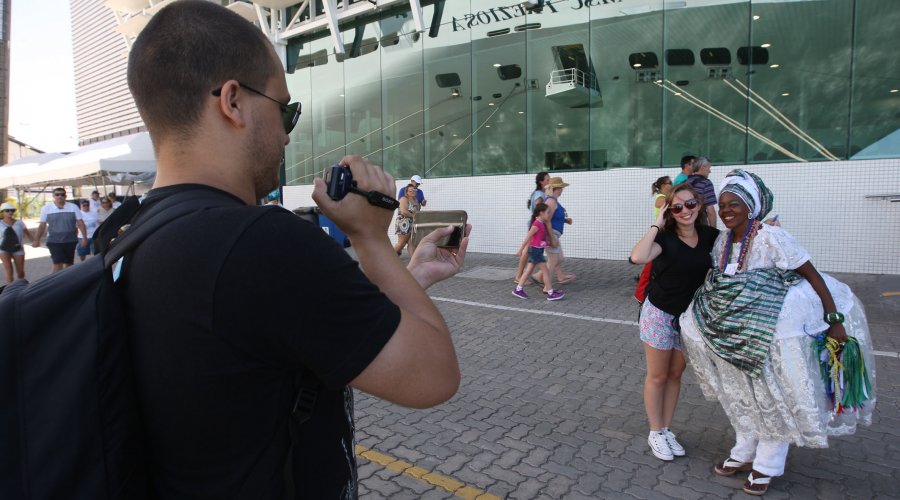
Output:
top-left (121, 185), bottom-right (401, 499)
top-left (647, 225), bottom-right (719, 316)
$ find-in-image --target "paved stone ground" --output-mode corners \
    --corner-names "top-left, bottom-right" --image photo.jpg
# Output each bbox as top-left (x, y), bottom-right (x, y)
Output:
top-left (14, 250), bottom-right (900, 499)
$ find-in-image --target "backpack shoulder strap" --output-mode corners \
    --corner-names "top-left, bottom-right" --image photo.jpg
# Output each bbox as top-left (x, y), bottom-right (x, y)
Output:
top-left (102, 189), bottom-right (241, 268)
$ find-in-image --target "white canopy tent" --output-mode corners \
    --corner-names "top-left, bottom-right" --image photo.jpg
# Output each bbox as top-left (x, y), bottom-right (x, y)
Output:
top-left (0, 152), bottom-right (69, 188)
top-left (0, 132), bottom-right (156, 189)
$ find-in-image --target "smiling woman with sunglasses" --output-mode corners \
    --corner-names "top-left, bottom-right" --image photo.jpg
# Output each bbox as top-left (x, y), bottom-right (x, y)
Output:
top-left (629, 182), bottom-right (719, 463)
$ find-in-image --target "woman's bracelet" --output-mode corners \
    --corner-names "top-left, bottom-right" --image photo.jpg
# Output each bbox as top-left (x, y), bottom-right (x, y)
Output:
top-left (824, 311), bottom-right (845, 325)
top-left (650, 225), bottom-right (660, 231)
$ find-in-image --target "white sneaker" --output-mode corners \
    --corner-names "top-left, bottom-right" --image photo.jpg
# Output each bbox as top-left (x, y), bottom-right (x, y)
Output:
top-left (648, 431), bottom-right (674, 461)
top-left (663, 429), bottom-right (686, 456)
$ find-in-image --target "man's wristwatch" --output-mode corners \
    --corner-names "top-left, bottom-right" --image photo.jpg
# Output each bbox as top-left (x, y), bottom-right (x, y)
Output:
top-left (824, 311), bottom-right (845, 325)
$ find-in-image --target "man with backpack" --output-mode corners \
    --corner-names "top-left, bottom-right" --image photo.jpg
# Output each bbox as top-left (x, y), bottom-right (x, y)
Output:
top-left (117, 1), bottom-right (467, 498)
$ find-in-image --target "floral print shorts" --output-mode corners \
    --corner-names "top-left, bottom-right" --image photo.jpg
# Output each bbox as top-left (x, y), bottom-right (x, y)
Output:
top-left (639, 299), bottom-right (683, 351)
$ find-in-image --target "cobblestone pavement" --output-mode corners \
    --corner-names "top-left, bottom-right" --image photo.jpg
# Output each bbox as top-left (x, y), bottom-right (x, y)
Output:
top-left (16, 250), bottom-right (900, 499)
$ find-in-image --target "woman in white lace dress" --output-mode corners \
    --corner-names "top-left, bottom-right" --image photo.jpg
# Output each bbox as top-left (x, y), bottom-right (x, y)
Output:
top-left (679, 170), bottom-right (876, 496)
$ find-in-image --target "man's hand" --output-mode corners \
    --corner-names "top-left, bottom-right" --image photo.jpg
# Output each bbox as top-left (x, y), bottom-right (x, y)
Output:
top-left (408, 224), bottom-right (472, 289)
top-left (312, 155), bottom-right (396, 243)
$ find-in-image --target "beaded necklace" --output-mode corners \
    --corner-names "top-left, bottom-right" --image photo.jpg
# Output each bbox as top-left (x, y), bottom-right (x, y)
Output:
top-left (720, 219), bottom-right (759, 272)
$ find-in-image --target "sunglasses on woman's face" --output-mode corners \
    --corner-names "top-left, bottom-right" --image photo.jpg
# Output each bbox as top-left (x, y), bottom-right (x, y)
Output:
top-left (669, 199), bottom-right (699, 214)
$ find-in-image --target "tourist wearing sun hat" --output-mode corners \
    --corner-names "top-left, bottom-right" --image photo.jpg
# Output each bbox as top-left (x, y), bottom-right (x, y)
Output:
top-left (536, 177), bottom-right (575, 286)
top-left (1, 201), bottom-right (34, 283)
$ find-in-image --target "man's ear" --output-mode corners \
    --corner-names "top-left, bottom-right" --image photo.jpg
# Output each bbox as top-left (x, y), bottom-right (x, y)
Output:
top-left (214, 80), bottom-right (248, 129)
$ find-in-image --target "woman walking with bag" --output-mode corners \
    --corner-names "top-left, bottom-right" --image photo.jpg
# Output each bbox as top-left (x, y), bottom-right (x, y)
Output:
top-left (1, 202), bottom-right (33, 283)
top-left (630, 183), bottom-right (718, 461)
top-left (393, 184), bottom-right (421, 256)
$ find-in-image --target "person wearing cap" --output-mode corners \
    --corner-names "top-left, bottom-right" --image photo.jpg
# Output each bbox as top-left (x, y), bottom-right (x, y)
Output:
top-left (537, 177), bottom-right (575, 285)
top-left (397, 174), bottom-right (427, 207)
top-left (1, 202), bottom-right (33, 283)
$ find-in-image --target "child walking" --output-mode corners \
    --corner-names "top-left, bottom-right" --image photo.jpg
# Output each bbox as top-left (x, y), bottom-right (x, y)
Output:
top-left (513, 203), bottom-right (565, 301)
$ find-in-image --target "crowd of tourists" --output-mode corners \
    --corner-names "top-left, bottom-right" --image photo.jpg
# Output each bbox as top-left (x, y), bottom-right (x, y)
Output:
top-left (0, 189), bottom-right (121, 283)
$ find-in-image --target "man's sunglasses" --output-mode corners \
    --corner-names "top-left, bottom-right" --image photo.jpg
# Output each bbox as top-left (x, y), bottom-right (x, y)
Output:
top-left (669, 199), bottom-right (699, 214)
top-left (211, 82), bottom-right (301, 134)
top-left (2, 209), bottom-right (15, 213)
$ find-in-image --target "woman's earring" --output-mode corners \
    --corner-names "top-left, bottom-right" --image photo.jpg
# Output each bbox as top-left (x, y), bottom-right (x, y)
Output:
top-left (748, 213), bottom-right (753, 219)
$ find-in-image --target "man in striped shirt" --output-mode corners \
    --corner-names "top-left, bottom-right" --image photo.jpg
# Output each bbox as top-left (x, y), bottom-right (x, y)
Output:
top-left (32, 188), bottom-right (89, 272)
top-left (686, 157), bottom-right (718, 227)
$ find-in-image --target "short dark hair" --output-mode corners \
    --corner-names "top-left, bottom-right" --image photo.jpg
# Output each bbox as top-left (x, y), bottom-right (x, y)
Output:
top-left (127, 0), bottom-right (279, 145)
top-left (680, 155), bottom-right (696, 169)
top-left (53, 188), bottom-right (66, 194)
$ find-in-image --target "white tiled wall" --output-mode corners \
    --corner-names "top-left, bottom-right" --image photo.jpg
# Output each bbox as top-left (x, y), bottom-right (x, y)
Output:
top-left (284, 159), bottom-right (900, 275)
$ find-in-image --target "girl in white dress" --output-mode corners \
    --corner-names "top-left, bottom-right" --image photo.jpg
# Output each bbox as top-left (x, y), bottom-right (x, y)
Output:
top-left (679, 170), bottom-right (876, 496)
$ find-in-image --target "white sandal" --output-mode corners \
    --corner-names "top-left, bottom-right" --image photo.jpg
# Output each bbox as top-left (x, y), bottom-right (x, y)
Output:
top-left (713, 457), bottom-right (753, 476)
top-left (743, 471), bottom-right (771, 496)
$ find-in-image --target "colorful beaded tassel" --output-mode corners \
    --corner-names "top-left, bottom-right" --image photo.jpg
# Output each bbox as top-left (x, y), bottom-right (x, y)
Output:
top-left (816, 336), bottom-right (872, 414)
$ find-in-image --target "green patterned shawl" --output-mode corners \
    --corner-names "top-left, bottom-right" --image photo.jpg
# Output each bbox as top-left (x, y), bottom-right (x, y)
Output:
top-left (692, 268), bottom-right (800, 377)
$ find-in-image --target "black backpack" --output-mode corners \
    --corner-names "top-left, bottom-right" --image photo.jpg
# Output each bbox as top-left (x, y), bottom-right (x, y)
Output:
top-left (0, 224), bottom-right (21, 253)
top-left (0, 190), bottom-right (270, 500)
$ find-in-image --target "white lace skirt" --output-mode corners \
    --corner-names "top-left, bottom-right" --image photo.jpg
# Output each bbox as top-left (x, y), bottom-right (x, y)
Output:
top-left (680, 275), bottom-right (877, 448)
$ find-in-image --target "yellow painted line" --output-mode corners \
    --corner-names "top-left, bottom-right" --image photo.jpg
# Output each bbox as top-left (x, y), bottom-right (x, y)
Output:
top-left (882, 291), bottom-right (900, 297)
top-left (356, 445), bottom-right (502, 499)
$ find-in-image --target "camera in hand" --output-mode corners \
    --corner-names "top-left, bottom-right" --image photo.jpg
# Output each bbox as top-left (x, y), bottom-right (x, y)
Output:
top-left (324, 164), bottom-right (353, 201)
top-left (321, 164), bottom-right (400, 210)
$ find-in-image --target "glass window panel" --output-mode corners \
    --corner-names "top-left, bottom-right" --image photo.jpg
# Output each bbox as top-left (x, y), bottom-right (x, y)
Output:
top-left (285, 42), bottom-right (315, 186)
top-left (343, 23), bottom-right (384, 168)
top-left (380, 13), bottom-right (424, 179)
top-left (748, 0), bottom-right (852, 163)
top-left (423, 1), bottom-right (473, 177)
top-left (850, 0), bottom-right (900, 159)
top-left (664, 1), bottom-right (749, 167)
top-left (470, 0), bottom-right (528, 176)
top-left (306, 36), bottom-right (346, 174)
top-left (590, 2), bottom-right (663, 169)
top-left (527, 3), bottom-right (592, 172)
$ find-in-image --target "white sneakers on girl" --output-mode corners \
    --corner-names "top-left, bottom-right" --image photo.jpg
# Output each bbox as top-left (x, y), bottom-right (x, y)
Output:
top-left (648, 431), bottom-right (674, 461)
top-left (663, 428), bottom-right (685, 456)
